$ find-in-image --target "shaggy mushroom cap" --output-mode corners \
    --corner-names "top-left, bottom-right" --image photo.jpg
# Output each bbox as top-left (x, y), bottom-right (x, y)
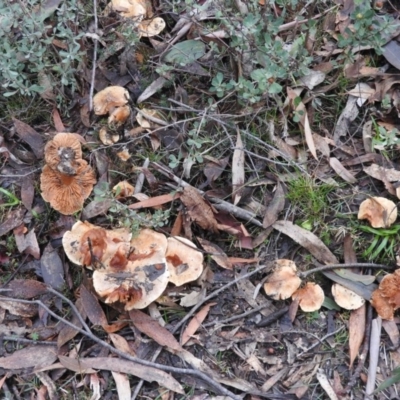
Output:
top-left (358, 197), bottom-right (397, 228)
top-left (166, 237), bottom-right (204, 286)
top-left (371, 269), bottom-right (400, 320)
top-left (44, 133), bottom-right (84, 175)
top-left (93, 228), bottom-right (169, 309)
top-left (93, 86), bottom-right (130, 116)
top-left (292, 282), bottom-right (325, 312)
top-left (264, 259), bottom-right (302, 300)
top-left (40, 160), bottom-right (97, 215)
top-left (62, 221), bottom-right (132, 267)
top-left (331, 284), bottom-right (365, 310)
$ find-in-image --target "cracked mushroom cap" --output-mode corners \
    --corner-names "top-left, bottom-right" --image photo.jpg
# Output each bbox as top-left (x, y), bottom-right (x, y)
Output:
top-left (292, 282), bottom-right (325, 312)
top-left (93, 86), bottom-right (130, 116)
top-left (40, 160), bottom-right (97, 215)
top-left (371, 269), bottom-right (400, 320)
top-left (166, 237), bottom-right (204, 286)
top-left (264, 259), bottom-right (302, 300)
top-left (331, 284), bottom-right (365, 310)
top-left (358, 197), bottom-right (397, 228)
top-left (62, 221), bottom-right (132, 267)
top-left (44, 132), bottom-right (84, 175)
top-left (93, 228), bottom-right (169, 309)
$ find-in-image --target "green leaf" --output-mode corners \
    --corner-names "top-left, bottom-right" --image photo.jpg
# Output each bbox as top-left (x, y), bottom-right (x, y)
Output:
top-left (374, 366), bottom-right (400, 393)
top-left (164, 40), bottom-right (206, 66)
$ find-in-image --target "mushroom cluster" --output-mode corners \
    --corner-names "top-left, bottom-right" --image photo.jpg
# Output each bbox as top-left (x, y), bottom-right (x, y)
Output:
top-left (40, 133), bottom-right (97, 215)
top-left (63, 222), bottom-right (204, 309)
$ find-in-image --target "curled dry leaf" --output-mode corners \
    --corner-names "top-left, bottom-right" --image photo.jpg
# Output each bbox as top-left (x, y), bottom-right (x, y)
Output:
top-left (292, 282), bottom-right (324, 312)
top-left (138, 17), bottom-right (166, 37)
top-left (166, 236), bottom-right (204, 286)
top-left (332, 284), bottom-right (365, 310)
top-left (371, 269), bottom-right (400, 320)
top-left (264, 259), bottom-right (302, 300)
top-left (358, 197), bottom-right (397, 228)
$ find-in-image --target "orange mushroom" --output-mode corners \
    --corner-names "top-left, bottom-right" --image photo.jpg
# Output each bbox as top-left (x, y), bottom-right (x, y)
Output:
top-left (93, 86), bottom-right (130, 116)
top-left (264, 259), bottom-right (302, 300)
top-left (44, 132), bottom-right (85, 175)
top-left (331, 284), bottom-right (365, 310)
top-left (40, 160), bottom-right (97, 215)
top-left (292, 282), bottom-right (325, 312)
top-left (358, 197), bottom-right (397, 228)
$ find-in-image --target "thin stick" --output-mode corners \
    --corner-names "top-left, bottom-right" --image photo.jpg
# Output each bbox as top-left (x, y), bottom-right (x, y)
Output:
top-left (134, 158), bottom-right (149, 194)
top-left (89, 0), bottom-right (98, 111)
top-left (0, 294), bottom-right (241, 400)
top-left (300, 262), bottom-right (394, 279)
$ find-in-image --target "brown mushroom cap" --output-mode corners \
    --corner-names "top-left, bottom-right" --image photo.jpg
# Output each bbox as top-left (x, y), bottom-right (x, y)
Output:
top-left (264, 259), bottom-right (302, 300)
top-left (166, 237), bottom-right (204, 286)
top-left (292, 282), bottom-right (325, 312)
top-left (138, 17), bottom-right (166, 37)
top-left (93, 229), bottom-right (169, 309)
top-left (331, 284), bottom-right (365, 310)
top-left (113, 181), bottom-right (135, 199)
top-left (106, 0), bottom-right (147, 18)
top-left (40, 160), bottom-right (97, 215)
top-left (371, 269), bottom-right (400, 320)
top-left (108, 105), bottom-right (131, 125)
top-left (358, 197), bottom-right (397, 228)
top-left (44, 133), bottom-right (84, 174)
top-left (62, 221), bottom-right (132, 267)
top-left (93, 86), bottom-right (130, 116)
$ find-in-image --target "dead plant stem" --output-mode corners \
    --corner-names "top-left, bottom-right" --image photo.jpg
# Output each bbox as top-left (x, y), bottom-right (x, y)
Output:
top-left (88, 0), bottom-right (98, 111)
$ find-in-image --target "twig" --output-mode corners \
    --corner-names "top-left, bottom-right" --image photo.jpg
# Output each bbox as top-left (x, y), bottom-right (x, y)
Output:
top-left (134, 158), bottom-right (149, 194)
top-left (88, 0), bottom-right (99, 111)
top-left (300, 262), bottom-right (394, 279)
top-left (256, 306), bottom-right (290, 328)
top-left (2, 336), bottom-right (57, 346)
top-left (0, 292), bottom-right (241, 400)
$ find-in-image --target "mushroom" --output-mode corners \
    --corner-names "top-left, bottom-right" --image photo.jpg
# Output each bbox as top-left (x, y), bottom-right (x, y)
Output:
top-left (93, 86), bottom-right (130, 116)
top-left (358, 197), bottom-right (397, 228)
top-left (292, 282), bottom-right (325, 312)
top-left (331, 284), bottom-right (365, 310)
top-left (93, 229), bottom-right (169, 309)
top-left (138, 17), bottom-right (166, 37)
top-left (44, 132), bottom-right (84, 175)
top-left (40, 160), bottom-right (97, 215)
top-left (106, 0), bottom-right (147, 19)
top-left (113, 181), bottom-right (135, 199)
top-left (62, 221), bottom-right (132, 267)
top-left (108, 105), bottom-right (131, 125)
top-left (99, 127), bottom-right (119, 145)
top-left (165, 237), bottom-right (204, 286)
top-left (371, 269), bottom-right (400, 320)
top-left (264, 259), bottom-right (302, 300)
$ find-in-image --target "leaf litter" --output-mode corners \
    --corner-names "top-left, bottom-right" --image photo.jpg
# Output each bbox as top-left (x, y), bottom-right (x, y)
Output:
top-left (3, 0), bottom-right (400, 398)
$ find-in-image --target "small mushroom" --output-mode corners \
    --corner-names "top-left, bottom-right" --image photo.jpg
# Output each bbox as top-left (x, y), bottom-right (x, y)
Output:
top-left (62, 221), bottom-right (132, 267)
top-left (44, 132), bottom-right (84, 175)
top-left (263, 259), bottom-right (302, 300)
top-left (93, 229), bottom-right (169, 309)
top-left (371, 269), bottom-right (400, 320)
top-left (358, 197), bottom-right (397, 228)
top-left (108, 105), bottom-right (131, 125)
top-left (106, 0), bottom-right (147, 19)
top-left (292, 282), bottom-right (325, 312)
top-left (331, 284), bottom-right (365, 310)
top-left (166, 237), bottom-right (204, 286)
top-left (138, 17), bottom-right (166, 37)
top-left (93, 86), bottom-right (130, 116)
top-left (99, 127), bottom-right (119, 145)
top-left (113, 181), bottom-right (135, 199)
top-left (40, 160), bottom-right (97, 215)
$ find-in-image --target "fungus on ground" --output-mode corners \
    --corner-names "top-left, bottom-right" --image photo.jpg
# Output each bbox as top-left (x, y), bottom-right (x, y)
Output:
top-left (40, 160), bottom-right (97, 215)
top-left (138, 17), bottom-right (166, 37)
top-left (105, 0), bottom-right (147, 19)
top-left (44, 132), bottom-right (84, 175)
top-left (358, 197), bottom-right (397, 228)
top-left (263, 259), bottom-right (302, 300)
top-left (92, 229), bottom-right (170, 309)
top-left (113, 181), bottom-right (135, 199)
top-left (165, 237), bottom-right (204, 286)
top-left (331, 284), bottom-right (365, 310)
top-left (371, 269), bottom-right (400, 320)
top-left (292, 282), bottom-right (325, 312)
top-left (93, 86), bottom-right (130, 124)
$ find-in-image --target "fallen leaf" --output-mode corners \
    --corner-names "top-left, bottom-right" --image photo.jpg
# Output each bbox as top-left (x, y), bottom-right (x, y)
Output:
top-left (0, 208), bottom-right (26, 237)
top-left (164, 40), bottom-right (206, 65)
top-left (4, 279), bottom-right (47, 298)
top-left (40, 243), bottom-right (65, 289)
top-left (14, 226), bottom-right (40, 259)
top-left (333, 95), bottom-right (359, 144)
top-left (347, 82), bottom-right (375, 106)
top-left (317, 369), bottom-right (339, 400)
top-left (112, 371), bottom-right (131, 399)
top-left (382, 319), bottom-right (399, 347)
top-left (272, 220), bottom-right (339, 264)
top-left (137, 76), bottom-right (168, 104)
top-left (0, 345), bottom-right (57, 369)
top-left (12, 118), bottom-right (44, 159)
top-left (299, 70), bottom-right (326, 90)
top-left (52, 108), bottom-right (66, 132)
top-left (181, 303), bottom-right (216, 345)
top-left (334, 269), bottom-right (375, 285)
top-left (197, 237), bottom-right (232, 269)
top-left (383, 40), bottom-right (400, 70)
top-left (232, 131), bottom-right (245, 205)
top-left (79, 284), bottom-right (109, 327)
top-left (263, 181), bottom-right (285, 228)
top-left (21, 176), bottom-right (35, 210)
top-left (329, 157), bottom-right (357, 183)
top-left (364, 164), bottom-right (400, 182)
top-left (349, 303), bottom-right (366, 368)
top-left (128, 192), bottom-right (181, 210)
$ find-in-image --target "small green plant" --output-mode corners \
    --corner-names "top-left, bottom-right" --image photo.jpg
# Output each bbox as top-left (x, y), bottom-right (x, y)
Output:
top-left (370, 117), bottom-right (400, 151)
top-left (359, 224), bottom-right (400, 261)
top-left (0, 188), bottom-right (20, 208)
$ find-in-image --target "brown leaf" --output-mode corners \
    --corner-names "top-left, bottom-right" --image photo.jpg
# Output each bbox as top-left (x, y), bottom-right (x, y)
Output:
top-left (128, 192), bottom-right (182, 210)
top-left (329, 157), bottom-right (357, 183)
top-left (40, 243), bottom-right (65, 289)
top-left (129, 309), bottom-right (182, 352)
top-left (57, 298), bottom-right (86, 348)
top-left (79, 284), bottom-right (109, 327)
top-left (383, 40), bottom-right (400, 70)
top-left (382, 319), bottom-right (399, 347)
top-left (109, 333), bottom-right (136, 356)
top-left (273, 220), bottom-right (339, 264)
top-left (349, 304), bottom-right (366, 368)
top-left (12, 118), bottom-right (44, 159)
top-left (52, 108), bottom-right (66, 132)
top-left (203, 156), bottom-right (229, 186)
top-left (364, 163), bottom-right (400, 182)
top-left (21, 176), bottom-right (35, 210)
top-left (0, 297), bottom-right (38, 317)
top-left (180, 186), bottom-right (219, 232)
top-left (14, 226), bottom-right (40, 259)
top-left (0, 208), bottom-right (26, 237)
top-left (181, 303), bottom-right (216, 345)
top-left (263, 181), bottom-right (285, 228)
top-left (197, 237), bottom-right (232, 269)
top-left (111, 371), bottom-right (131, 399)
top-left (0, 345), bottom-right (57, 369)
top-left (4, 279), bottom-right (47, 299)
top-left (232, 131), bottom-right (245, 205)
